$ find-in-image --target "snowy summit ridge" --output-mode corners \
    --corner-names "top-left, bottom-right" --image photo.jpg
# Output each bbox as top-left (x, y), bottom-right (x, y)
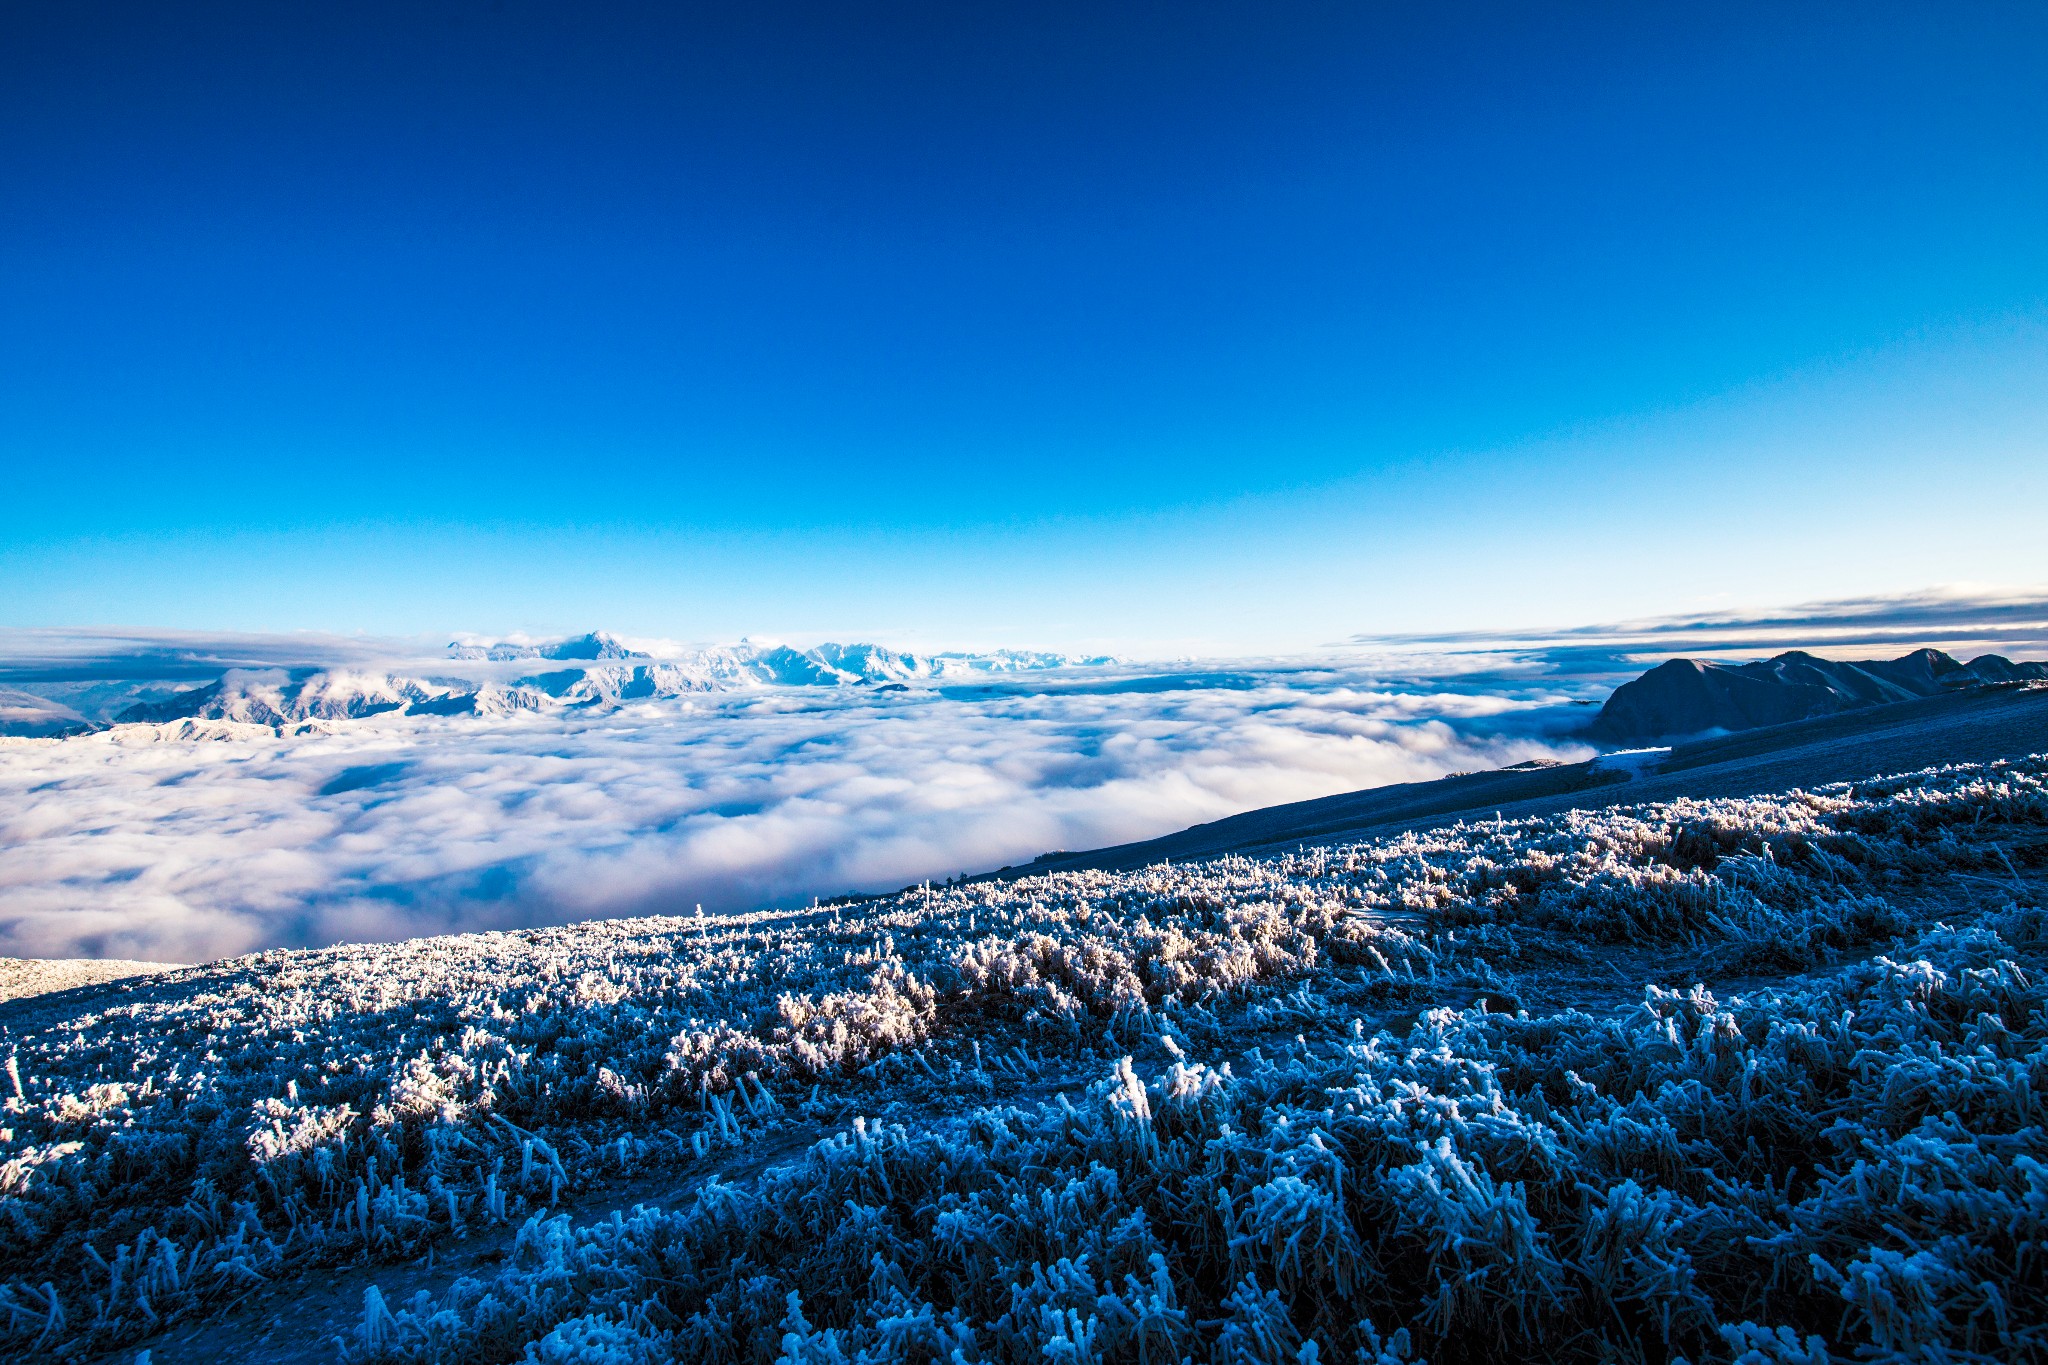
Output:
top-left (0, 632), bottom-right (1116, 733)
top-left (446, 630), bottom-right (646, 662)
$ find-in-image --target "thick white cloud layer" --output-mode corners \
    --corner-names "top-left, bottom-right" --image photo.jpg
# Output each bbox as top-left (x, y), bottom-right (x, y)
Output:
top-left (0, 666), bottom-right (1586, 962)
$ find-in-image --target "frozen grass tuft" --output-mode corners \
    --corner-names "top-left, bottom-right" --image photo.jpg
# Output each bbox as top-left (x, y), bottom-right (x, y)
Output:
top-left (2, 756), bottom-right (2045, 1360)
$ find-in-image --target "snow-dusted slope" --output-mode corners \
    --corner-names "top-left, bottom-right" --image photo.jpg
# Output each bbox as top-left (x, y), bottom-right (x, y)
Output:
top-left (115, 669), bottom-right (496, 726)
top-left (0, 686), bottom-right (94, 739)
top-left (0, 955), bottom-right (181, 1002)
top-left (445, 630), bottom-right (647, 662)
top-left (3, 754), bottom-right (2042, 1361)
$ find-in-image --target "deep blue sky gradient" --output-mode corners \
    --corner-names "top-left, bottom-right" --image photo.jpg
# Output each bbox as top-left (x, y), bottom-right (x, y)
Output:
top-left (3, 3), bottom-right (2045, 648)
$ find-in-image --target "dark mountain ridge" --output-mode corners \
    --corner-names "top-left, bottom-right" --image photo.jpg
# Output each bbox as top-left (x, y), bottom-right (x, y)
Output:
top-left (1587, 647), bottom-right (2047, 743)
top-left (996, 680), bottom-right (2048, 879)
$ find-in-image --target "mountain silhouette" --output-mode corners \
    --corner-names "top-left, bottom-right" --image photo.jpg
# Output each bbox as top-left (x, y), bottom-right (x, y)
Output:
top-left (1587, 648), bottom-right (2047, 742)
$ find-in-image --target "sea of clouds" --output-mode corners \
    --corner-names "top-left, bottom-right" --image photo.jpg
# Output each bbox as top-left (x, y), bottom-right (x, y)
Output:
top-left (0, 661), bottom-right (1589, 962)
top-left (8, 588), bottom-right (2041, 965)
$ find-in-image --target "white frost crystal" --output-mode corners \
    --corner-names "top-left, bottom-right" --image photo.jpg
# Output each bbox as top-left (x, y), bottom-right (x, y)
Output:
top-left (0, 754), bottom-right (2043, 1361)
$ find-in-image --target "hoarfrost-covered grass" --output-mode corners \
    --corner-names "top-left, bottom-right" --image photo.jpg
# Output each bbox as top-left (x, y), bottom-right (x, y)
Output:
top-left (0, 959), bottom-right (181, 1005)
top-left (1, 757), bottom-right (2045, 1361)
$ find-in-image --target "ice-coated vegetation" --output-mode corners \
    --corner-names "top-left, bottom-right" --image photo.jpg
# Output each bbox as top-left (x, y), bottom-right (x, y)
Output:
top-left (2, 757), bottom-right (2044, 1361)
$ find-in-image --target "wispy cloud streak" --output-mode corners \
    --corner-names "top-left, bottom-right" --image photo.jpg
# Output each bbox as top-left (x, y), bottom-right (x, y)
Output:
top-left (1355, 587), bottom-right (2048, 673)
top-left (0, 627), bottom-right (405, 683)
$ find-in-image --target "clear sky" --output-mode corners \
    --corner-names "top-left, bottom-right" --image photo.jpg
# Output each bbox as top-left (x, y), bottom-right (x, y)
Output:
top-left (3, 2), bottom-right (2044, 652)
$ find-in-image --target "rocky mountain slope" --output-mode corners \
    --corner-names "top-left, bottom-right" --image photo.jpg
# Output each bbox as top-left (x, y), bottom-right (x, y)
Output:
top-left (445, 630), bottom-right (647, 662)
top-left (1587, 646), bottom-right (2047, 742)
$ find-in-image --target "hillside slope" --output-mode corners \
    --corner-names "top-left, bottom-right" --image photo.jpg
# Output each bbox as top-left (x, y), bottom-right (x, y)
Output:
top-left (3, 750), bottom-right (2044, 1362)
top-left (1012, 681), bottom-right (2048, 875)
top-left (1587, 647), bottom-right (2048, 742)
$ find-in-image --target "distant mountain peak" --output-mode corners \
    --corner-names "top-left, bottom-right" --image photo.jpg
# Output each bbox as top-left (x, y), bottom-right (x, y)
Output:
top-left (44, 636), bottom-right (1113, 735)
top-left (446, 630), bottom-right (647, 662)
top-left (540, 630), bottom-right (644, 661)
top-left (1588, 647), bottom-right (2043, 743)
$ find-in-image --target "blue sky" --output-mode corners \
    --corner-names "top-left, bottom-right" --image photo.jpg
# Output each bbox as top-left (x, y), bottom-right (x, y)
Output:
top-left (3, 2), bottom-right (2044, 651)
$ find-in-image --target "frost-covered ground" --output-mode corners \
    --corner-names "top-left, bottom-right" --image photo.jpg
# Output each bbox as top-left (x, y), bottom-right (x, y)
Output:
top-left (0, 959), bottom-right (180, 1005)
top-left (2, 754), bottom-right (2043, 1362)
top-left (0, 663), bottom-right (1584, 962)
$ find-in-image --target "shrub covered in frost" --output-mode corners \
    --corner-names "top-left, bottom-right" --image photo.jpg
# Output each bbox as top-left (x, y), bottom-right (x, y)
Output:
top-left (348, 910), bottom-right (2048, 1362)
top-left (0, 755), bottom-right (2042, 1360)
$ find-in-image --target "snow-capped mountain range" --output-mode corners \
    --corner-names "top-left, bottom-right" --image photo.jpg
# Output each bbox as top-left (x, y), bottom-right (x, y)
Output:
top-left (0, 632), bottom-right (1115, 735)
top-left (444, 629), bottom-right (649, 662)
